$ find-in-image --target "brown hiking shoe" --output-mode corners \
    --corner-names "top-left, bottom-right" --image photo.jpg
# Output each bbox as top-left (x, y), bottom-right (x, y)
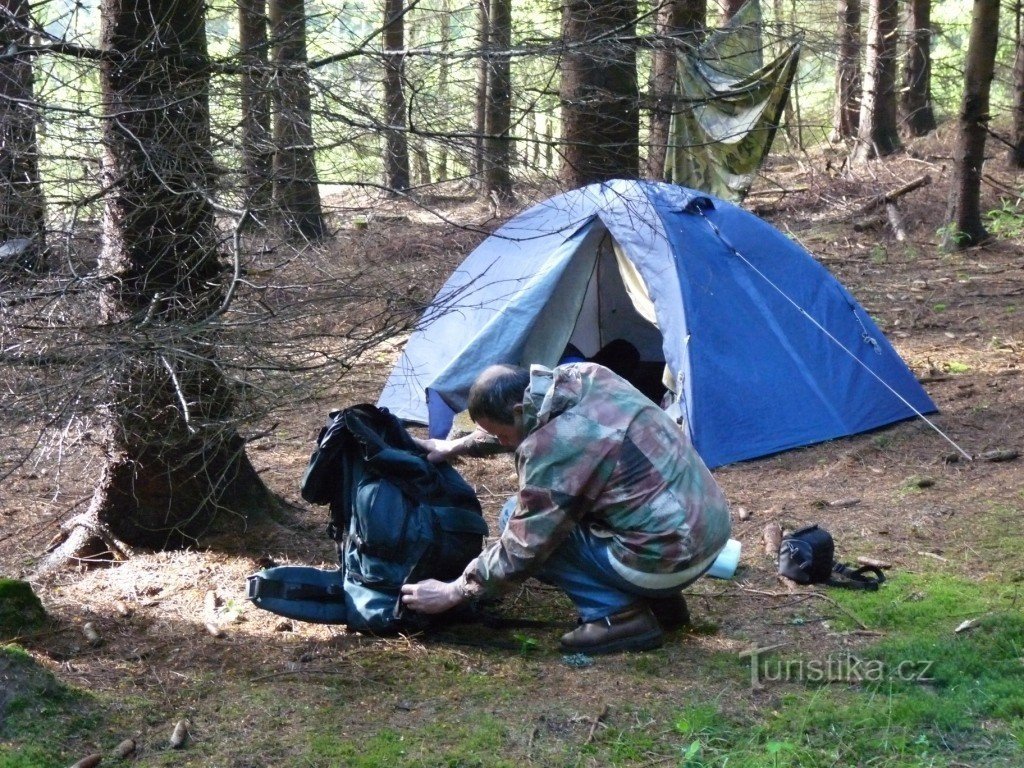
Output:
top-left (559, 604), bottom-right (663, 655)
top-left (647, 593), bottom-right (690, 631)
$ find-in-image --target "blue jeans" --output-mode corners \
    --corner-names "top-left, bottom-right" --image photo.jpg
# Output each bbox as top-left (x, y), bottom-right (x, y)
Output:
top-left (498, 498), bottom-right (703, 622)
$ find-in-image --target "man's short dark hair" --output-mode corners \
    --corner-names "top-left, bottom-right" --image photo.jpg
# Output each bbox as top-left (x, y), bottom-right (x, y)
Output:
top-left (467, 365), bottom-right (530, 425)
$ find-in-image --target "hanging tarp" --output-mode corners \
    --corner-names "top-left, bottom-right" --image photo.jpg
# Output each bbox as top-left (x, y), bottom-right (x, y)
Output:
top-left (664, 0), bottom-right (801, 202)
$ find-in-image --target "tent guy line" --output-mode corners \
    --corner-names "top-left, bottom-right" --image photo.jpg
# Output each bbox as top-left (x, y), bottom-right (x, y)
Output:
top-left (694, 207), bottom-right (973, 462)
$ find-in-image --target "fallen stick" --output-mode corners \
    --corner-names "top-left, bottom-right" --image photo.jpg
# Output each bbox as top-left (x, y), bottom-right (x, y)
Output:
top-left (885, 202), bottom-right (907, 241)
top-left (526, 725), bottom-right (539, 752)
top-left (860, 174), bottom-right (932, 211)
top-left (747, 185), bottom-right (809, 198)
top-left (585, 704), bottom-right (609, 745)
top-left (980, 449), bottom-right (1019, 463)
top-left (738, 586), bottom-right (872, 631)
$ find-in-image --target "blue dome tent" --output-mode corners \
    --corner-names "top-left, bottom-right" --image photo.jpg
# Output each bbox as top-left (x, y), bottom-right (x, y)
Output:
top-left (378, 180), bottom-right (937, 468)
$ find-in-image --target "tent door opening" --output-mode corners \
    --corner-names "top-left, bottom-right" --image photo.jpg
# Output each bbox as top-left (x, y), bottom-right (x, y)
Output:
top-left (520, 226), bottom-right (668, 402)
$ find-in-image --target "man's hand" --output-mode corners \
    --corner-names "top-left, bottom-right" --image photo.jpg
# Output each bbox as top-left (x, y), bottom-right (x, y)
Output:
top-left (400, 579), bottom-right (464, 614)
top-left (411, 436), bottom-right (461, 463)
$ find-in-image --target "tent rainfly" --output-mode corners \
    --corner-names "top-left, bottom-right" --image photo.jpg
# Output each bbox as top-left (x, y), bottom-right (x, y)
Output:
top-left (378, 180), bottom-right (937, 468)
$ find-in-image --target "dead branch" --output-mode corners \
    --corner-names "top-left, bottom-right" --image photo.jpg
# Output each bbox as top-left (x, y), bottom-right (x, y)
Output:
top-left (859, 174), bottom-right (932, 212)
top-left (738, 586), bottom-right (872, 631)
top-left (585, 703), bottom-right (610, 745)
top-left (885, 202), bottom-right (907, 241)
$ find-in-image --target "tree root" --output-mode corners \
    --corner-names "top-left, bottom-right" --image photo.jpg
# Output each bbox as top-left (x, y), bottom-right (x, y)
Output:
top-left (36, 512), bottom-right (135, 577)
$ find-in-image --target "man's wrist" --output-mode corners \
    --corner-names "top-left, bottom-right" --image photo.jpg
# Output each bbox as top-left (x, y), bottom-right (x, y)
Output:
top-left (452, 576), bottom-right (474, 603)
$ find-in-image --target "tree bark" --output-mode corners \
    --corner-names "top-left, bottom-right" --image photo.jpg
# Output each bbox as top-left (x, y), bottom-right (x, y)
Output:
top-left (832, 0), bottom-right (860, 141)
top-left (559, 0), bottom-right (640, 188)
top-left (238, 0), bottom-right (273, 211)
top-left (944, 0), bottom-right (1000, 248)
top-left (780, 0), bottom-right (800, 148)
top-left (473, 0), bottom-right (490, 180)
top-left (435, 0), bottom-right (453, 182)
top-left (1011, 0), bottom-right (1024, 167)
top-left (646, 0), bottom-right (706, 180)
top-left (720, 0), bottom-right (746, 22)
top-left (383, 0), bottom-right (411, 193)
top-left (0, 0), bottom-right (47, 270)
top-left (413, 145), bottom-right (432, 186)
top-left (853, 0), bottom-right (901, 160)
top-left (269, 0), bottom-right (325, 239)
top-left (483, 0), bottom-right (513, 202)
top-left (900, 0), bottom-right (937, 136)
top-left (45, 0), bottom-right (274, 565)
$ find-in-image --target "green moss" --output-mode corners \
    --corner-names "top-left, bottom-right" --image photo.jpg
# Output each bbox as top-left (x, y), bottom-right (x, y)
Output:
top-left (0, 580), bottom-right (46, 637)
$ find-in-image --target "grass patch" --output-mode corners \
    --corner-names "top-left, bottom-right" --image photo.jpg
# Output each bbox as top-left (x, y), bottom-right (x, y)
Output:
top-left (0, 645), bottom-right (101, 768)
top-left (720, 569), bottom-right (1024, 767)
top-left (307, 716), bottom-right (517, 768)
top-left (646, 665), bottom-right (1024, 768)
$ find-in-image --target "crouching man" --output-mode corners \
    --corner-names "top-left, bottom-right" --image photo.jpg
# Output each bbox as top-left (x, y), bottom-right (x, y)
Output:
top-left (400, 362), bottom-right (731, 654)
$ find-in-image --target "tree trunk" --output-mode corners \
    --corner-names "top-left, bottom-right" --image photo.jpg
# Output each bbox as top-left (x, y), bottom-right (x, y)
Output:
top-left (474, 0), bottom-right (490, 180)
top-left (1011, 0), bottom-right (1024, 167)
top-left (646, 0), bottom-right (706, 179)
top-left (900, 0), bottom-right (937, 136)
top-left (238, 0), bottom-right (273, 211)
top-left (0, 0), bottom-right (47, 271)
top-left (383, 0), bottom-right (411, 193)
top-left (413, 145), bottom-right (432, 186)
top-left (787, 0), bottom-right (803, 149)
top-left (944, 0), bottom-right (1000, 248)
top-left (559, 0), bottom-right (640, 188)
top-left (43, 0), bottom-right (274, 567)
top-left (720, 0), bottom-right (746, 22)
top-left (853, 0), bottom-right (901, 160)
top-left (483, 0), bottom-right (513, 202)
top-left (526, 110), bottom-right (540, 168)
top-left (435, 0), bottom-right (453, 182)
top-left (832, 0), bottom-right (861, 141)
top-left (775, 0), bottom-right (799, 148)
top-left (269, 0), bottom-right (325, 239)
top-left (543, 116), bottom-right (554, 171)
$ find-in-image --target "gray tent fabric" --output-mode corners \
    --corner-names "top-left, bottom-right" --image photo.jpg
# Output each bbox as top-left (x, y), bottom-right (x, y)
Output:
top-left (664, 0), bottom-right (800, 201)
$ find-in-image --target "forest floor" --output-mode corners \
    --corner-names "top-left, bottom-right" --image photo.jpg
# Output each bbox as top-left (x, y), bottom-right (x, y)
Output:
top-left (2, 128), bottom-right (1024, 768)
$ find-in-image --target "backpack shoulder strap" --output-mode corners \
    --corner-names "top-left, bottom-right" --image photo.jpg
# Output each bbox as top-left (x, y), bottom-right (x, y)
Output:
top-left (827, 562), bottom-right (886, 591)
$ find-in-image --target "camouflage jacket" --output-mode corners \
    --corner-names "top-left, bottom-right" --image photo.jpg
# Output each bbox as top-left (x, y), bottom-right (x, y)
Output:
top-left (463, 363), bottom-right (731, 597)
